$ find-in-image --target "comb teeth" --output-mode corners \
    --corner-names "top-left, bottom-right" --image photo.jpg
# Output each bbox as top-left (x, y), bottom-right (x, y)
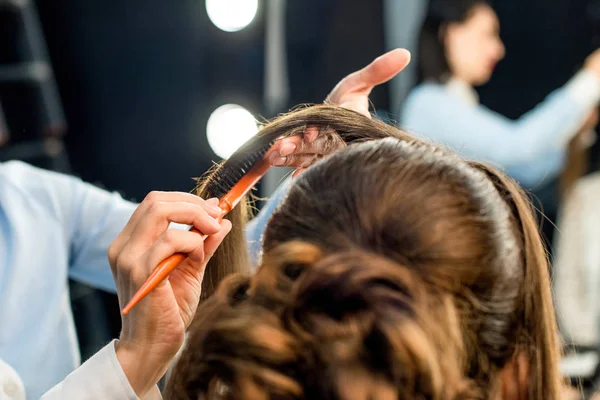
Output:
top-left (207, 138), bottom-right (277, 199)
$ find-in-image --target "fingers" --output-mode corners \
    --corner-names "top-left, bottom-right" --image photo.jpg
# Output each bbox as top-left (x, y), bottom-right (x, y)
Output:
top-left (201, 219), bottom-right (233, 262)
top-left (123, 191), bottom-right (221, 239)
top-left (304, 126), bottom-right (319, 143)
top-left (292, 168), bottom-right (306, 178)
top-left (358, 48), bottom-right (411, 88)
top-left (149, 219), bottom-right (232, 302)
top-left (109, 192), bottom-right (222, 267)
top-left (141, 229), bottom-right (208, 278)
top-left (274, 127), bottom-right (320, 158)
top-left (327, 48), bottom-right (411, 103)
top-left (130, 201), bottom-right (221, 250)
top-left (108, 191), bottom-right (221, 264)
top-left (268, 127), bottom-right (345, 168)
top-left (269, 153), bottom-right (321, 168)
top-left (117, 218), bottom-right (231, 297)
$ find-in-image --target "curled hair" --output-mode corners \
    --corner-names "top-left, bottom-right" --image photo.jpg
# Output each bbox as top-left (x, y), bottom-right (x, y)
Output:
top-left (180, 105), bottom-right (561, 399)
top-left (166, 242), bottom-right (481, 399)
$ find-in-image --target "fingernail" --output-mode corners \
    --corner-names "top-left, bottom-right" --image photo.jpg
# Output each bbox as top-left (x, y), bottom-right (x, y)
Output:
top-left (268, 151), bottom-right (280, 163)
top-left (205, 198), bottom-right (221, 213)
top-left (279, 143), bottom-right (296, 156)
top-left (211, 220), bottom-right (221, 231)
top-left (273, 156), bottom-right (287, 166)
top-left (305, 129), bottom-right (318, 143)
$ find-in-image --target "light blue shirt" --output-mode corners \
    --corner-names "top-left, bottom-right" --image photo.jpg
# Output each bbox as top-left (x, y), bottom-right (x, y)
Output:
top-left (0, 161), bottom-right (136, 399)
top-left (0, 160), bottom-right (286, 399)
top-left (401, 71), bottom-right (600, 188)
top-left (247, 72), bottom-right (600, 263)
top-left (4, 67), bottom-right (597, 396)
top-left (246, 73), bottom-right (600, 260)
top-left (246, 177), bottom-right (293, 268)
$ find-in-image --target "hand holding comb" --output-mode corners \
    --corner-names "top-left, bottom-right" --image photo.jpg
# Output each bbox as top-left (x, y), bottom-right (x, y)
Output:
top-left (120, 104), bottom-right (389, 315)
top-left (121, 136), bottom-right (278, 315)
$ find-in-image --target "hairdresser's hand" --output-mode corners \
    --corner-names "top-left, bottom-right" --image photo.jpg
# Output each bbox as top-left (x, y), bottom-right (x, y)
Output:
top-left (584, 48), bottom-right (600, 79)
top-left (326, 48), bottom-right (411, 117)
top-left (268, 48), bottom-right (411, 174)
top-left (574, 108), bottom-right (599, 149)
top-left (107, 191), bottom-right (231, 397)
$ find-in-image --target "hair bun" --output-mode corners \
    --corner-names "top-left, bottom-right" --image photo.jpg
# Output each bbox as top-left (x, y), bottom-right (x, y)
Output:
top-left (170, 242), bottom-right (482, 399)
top-left (288, 249), bottom-right (416, 328)
top-left (258, 242), bottom-right (482, 399)
top-left (252, 242), bottom-right (418, 320)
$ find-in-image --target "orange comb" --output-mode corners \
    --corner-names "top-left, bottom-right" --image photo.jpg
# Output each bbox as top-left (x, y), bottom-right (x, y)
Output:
top-left (121, 157), bottom-right (272, 315)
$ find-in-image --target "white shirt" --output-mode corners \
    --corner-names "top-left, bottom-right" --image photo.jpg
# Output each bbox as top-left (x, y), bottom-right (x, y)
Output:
top-left (0, 161), bottom-right (136, 398)
top-left (0, 160), bottom-right (262, 398)
top-left (40, 340), bottom-right (161, 400)
top-left (554, 172), bottom-right (600, 346)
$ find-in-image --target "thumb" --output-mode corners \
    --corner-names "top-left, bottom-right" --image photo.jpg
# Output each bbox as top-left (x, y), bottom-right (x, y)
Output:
top-left (327, 49), bottom-right (411, 102)
top-left (195, 219), bottom-right (233, 263)
top-left (358, 48), bottom-right (412, 88)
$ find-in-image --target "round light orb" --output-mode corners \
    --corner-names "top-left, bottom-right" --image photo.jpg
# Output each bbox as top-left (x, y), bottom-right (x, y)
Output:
top-left (206, 104), bottom-right (258, 159)
top-left (205, 0), bottom-right (259, 32)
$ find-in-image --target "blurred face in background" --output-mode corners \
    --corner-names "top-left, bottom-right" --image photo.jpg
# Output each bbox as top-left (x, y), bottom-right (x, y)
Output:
top-left (444, 4), bottom-right (505, 86)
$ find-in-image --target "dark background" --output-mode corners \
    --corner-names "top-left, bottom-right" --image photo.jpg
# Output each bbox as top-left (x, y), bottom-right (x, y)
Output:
top-left (1, 0), bottom-right (598, 359)
top-left (15, 0), bottom-right (600, 201)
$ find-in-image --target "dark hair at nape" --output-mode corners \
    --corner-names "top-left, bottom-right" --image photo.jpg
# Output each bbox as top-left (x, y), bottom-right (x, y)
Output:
top-left (417, 0), bottom-right (491, 83)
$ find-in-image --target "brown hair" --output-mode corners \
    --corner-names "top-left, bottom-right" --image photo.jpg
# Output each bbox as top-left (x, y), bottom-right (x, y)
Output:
top-left (192, 105), bottom-right (420, 299)
top-left (176, 105), bottom-right (561, 399)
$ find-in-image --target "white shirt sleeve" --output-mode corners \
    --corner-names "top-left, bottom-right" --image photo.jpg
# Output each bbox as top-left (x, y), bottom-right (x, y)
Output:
top-left (40, 340), bottom-right (163, 400)
top-left (564, 69), bottom-right (600, 108)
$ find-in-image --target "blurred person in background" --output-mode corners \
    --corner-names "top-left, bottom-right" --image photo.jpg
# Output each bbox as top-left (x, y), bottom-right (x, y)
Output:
top-left (400, 0), bottom-right (600, 232)
top-left (553, 106), bottom-right (600, 348)
top-left (0, 50), bottom-right (409, 400)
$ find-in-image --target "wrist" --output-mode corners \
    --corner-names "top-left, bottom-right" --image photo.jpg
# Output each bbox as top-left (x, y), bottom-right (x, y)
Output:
top-left (582, 65), bottom-right (600, 82)
top-left (566, 69), bottom-right (600, 107)
top-left (115, 339), bottom-right (171, 397)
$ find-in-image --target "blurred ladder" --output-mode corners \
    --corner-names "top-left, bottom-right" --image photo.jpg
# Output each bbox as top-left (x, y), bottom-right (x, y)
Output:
top-left (0, 0), bottom-right (69, 172)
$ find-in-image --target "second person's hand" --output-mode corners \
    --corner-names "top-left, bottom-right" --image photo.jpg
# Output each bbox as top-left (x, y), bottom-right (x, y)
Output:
top-left (584, 48), bottom-right (600, 79)
top-left (268, 48), bottom-right (411, 175)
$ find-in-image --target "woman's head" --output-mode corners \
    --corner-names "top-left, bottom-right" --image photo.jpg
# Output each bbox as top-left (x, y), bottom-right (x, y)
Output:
top-left (179, 106), bottom-right (560, 399)
top-left (262, 137), bottom-right (559, 397)
top-left (418, 0), bottom-right (505, 85)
